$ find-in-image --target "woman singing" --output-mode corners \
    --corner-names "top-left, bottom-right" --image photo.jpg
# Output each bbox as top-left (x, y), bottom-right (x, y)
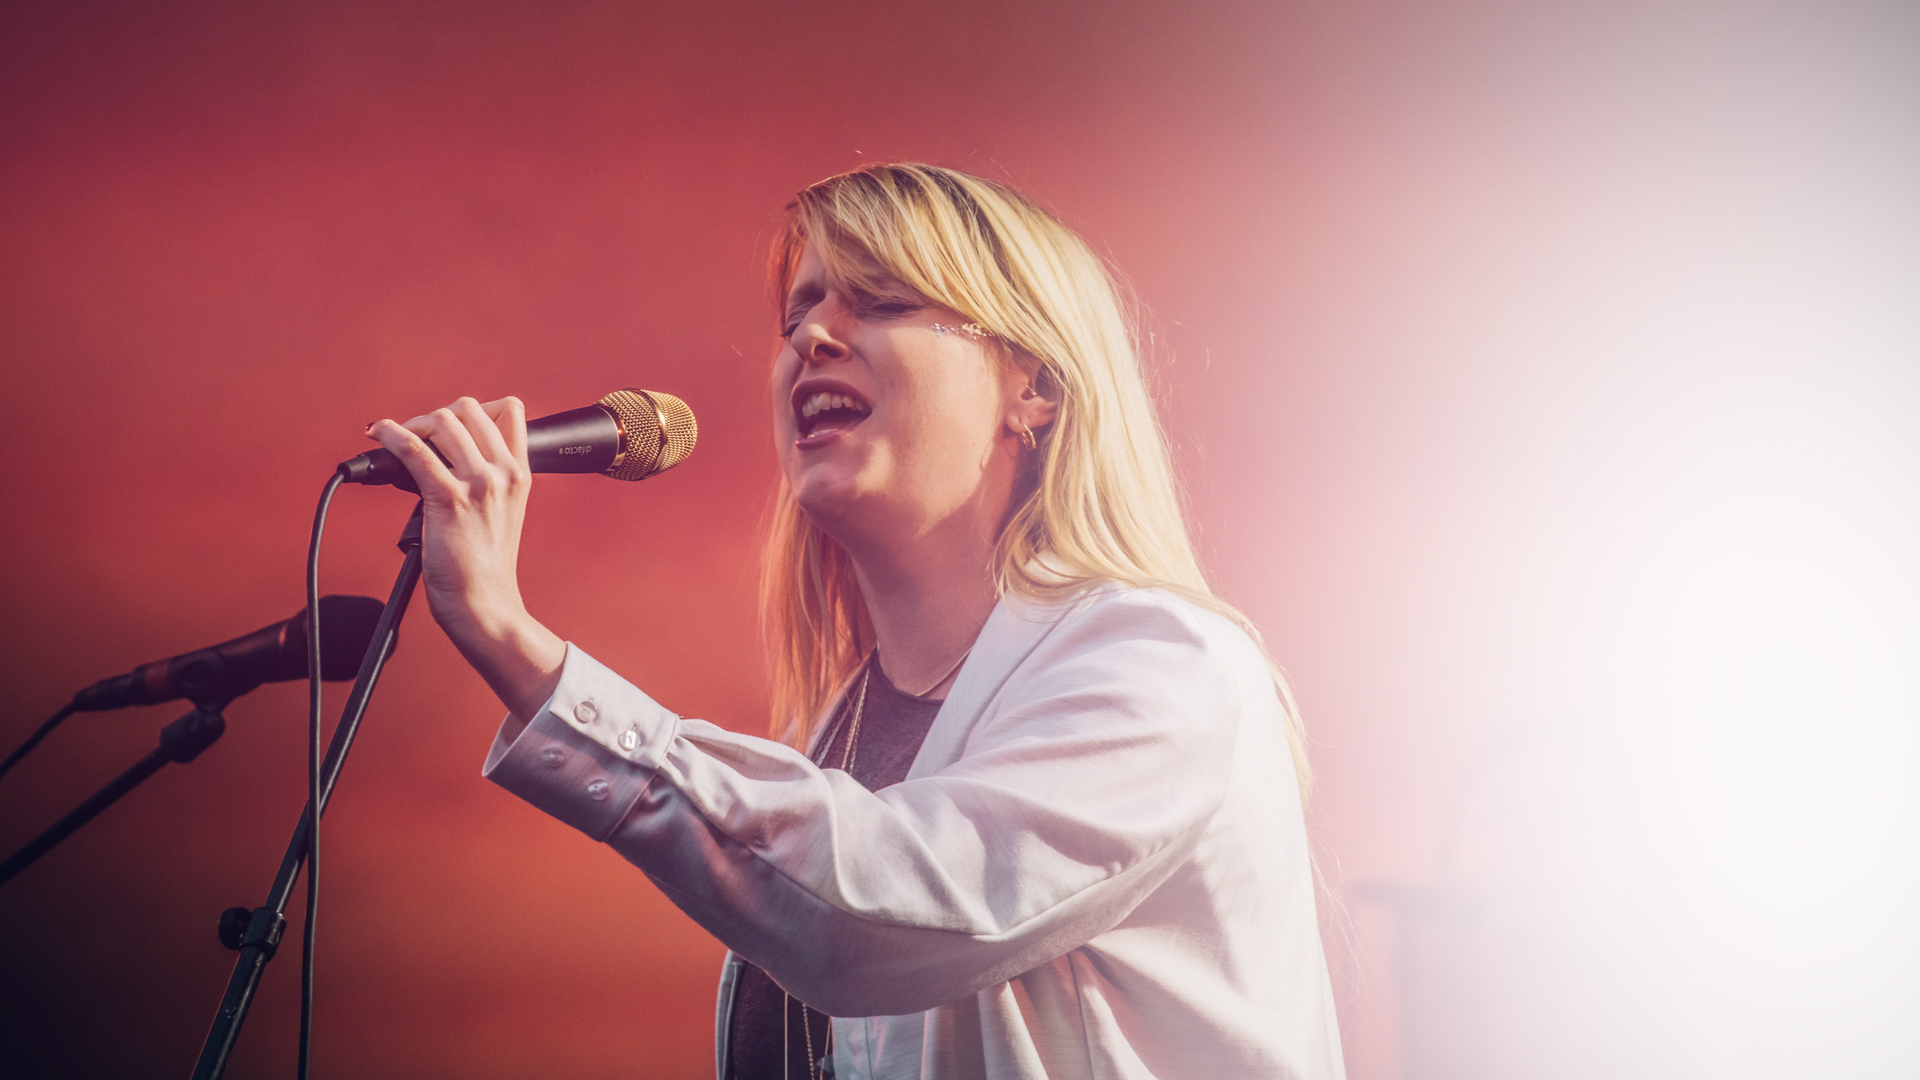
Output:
top-left (369, 164), bottom-right (1343, 1079)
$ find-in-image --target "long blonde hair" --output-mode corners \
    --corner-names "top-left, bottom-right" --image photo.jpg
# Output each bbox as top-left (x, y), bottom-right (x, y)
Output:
top-left (759, 163), bottom-right (1312, 803)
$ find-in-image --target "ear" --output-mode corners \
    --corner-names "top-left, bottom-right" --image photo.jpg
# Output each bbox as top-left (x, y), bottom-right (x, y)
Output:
top-left (1014, 386), bottom-right (1059, 433)
top-left (1003, 358), bottom-right (1060, 435)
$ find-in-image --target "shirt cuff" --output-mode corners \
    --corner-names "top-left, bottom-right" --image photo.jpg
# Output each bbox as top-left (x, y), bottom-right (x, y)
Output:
top-left (481, 642), bottom-right (682, 841)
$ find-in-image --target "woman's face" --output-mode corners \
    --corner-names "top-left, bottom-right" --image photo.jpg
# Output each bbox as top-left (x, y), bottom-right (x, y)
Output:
top-left (772, 243), bottom-right (1030, 553)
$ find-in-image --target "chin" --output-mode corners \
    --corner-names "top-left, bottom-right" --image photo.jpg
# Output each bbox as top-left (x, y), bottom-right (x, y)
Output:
top-left (789, 466), bottom-right (867, 527)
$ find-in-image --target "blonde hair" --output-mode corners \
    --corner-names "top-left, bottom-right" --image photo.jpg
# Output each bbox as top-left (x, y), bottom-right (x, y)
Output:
top-left (760, 163), bottom-right (1312, 804)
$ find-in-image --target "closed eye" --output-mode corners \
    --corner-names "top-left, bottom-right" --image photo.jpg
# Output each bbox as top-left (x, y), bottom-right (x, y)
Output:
top-left (781, 303), bottom-right (814, 339)
top-left (781, 289), bottom-right (923, 338)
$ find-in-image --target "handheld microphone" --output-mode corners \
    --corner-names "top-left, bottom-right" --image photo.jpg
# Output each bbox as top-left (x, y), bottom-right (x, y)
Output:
top-left (336, 388), bottom-right (697, 492)
top-left (72, 595), bottom-right (387, 712)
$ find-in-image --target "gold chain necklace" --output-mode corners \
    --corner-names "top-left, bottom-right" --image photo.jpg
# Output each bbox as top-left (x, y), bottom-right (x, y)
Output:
top-left (783, 646), bottom-right (968, 1079)
top-left (785, 659), bottom-right (874, 1080)
top-left (838, 662), bottom-right (874, 774)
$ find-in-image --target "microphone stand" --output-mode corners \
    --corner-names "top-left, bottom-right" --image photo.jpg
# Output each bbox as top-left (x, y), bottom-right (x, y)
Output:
top-left (0, 707), bottom-right (228, 888)
top-left (190, 500), bottom-right (424, 1080)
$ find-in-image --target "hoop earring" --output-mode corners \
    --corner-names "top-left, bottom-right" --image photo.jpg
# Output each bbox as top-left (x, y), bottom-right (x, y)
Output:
top-left (1016, 422), bottom-right (1037, 452)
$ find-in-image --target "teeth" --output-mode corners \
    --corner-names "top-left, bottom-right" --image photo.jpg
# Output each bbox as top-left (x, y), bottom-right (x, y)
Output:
top-left (799, 391), bottom-right (870, 418)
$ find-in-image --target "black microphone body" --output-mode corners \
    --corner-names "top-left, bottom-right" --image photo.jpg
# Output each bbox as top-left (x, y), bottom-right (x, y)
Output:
top-left (337, 388), bottom-right (696, 492)
top-left (72, 595), bottom-right (385, 712)
top-left (339, 405), bottom-right (621, 488)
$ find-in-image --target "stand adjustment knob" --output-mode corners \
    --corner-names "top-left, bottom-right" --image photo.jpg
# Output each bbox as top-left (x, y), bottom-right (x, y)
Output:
top-left (217, 907), bottom-right (251, 951)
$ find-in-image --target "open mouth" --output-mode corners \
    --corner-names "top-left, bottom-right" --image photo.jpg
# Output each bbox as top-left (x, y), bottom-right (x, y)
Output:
top-left (795, 389), bottom-right (872, 439)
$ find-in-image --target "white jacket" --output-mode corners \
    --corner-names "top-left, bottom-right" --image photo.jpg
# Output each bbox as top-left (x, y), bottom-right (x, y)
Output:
top-left (483, 585), bottom-right (1344, 1079)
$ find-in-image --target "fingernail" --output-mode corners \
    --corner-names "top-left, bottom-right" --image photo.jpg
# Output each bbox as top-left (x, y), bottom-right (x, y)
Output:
top-left (365, 421), bottom-right (377, 432)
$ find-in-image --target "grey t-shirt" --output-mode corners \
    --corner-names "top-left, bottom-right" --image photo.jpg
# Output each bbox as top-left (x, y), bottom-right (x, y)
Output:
top-left (725, 657), bottom-right (943, 1080)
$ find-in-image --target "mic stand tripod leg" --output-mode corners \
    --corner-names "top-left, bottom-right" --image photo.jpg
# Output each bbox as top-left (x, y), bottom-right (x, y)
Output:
top-left (0, 707), bottom-right (228, 888)
top-left (191, 500), bottom-right (425, 1080)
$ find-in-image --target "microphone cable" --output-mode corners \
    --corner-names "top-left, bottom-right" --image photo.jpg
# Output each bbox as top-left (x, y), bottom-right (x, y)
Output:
top-left (0, 703), bottom-right (78, 783)
top-left (299, 471), bottom-right (344, 1080)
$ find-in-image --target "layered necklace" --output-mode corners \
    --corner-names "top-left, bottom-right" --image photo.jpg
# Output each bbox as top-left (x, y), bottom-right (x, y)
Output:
top-left (784, 646), bottom-right (971, 1079)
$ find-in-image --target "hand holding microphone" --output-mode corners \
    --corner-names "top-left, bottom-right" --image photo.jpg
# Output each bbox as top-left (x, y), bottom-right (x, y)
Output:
top-left (341, 388), bottom-right (696, 491)
top-left (356, 390), bottom-right (695, 722)
top-left (0, 388), bottom-right (696, 1046)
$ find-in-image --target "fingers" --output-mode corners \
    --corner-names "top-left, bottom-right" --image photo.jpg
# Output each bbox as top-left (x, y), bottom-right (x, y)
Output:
top-left (401, 404), bottom-right (481, 475)
top-left (480, 396), bottom-right (529, 463)
top-left (437, 398), bottom-right (506, 473)
top-left (366, 395), bottom-right (529, 494)
top-left (368, 418), bottom-right (458, 492)
top-left (429, 396), bottom-right (527, 469)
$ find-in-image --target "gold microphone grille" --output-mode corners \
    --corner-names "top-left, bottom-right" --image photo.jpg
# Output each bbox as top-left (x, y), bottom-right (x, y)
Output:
top-left (597, 388), bottom-right (698, 481)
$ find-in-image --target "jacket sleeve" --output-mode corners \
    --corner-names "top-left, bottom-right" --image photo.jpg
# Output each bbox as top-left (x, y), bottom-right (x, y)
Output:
top-left (483, 590), bottom-right (1252, 1017)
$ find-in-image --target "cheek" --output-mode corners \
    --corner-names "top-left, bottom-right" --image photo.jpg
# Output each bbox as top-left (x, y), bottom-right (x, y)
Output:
top-left (948, 364), bottom-right (1009, 432)
top-left (769, 353), bottom-right (798, 431)
top-left (895, 370), bottom-right (1002, 457)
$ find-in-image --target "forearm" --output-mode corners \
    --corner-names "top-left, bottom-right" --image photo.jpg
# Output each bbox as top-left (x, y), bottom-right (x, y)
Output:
top-left (441, 605), bottom-right (567, 723)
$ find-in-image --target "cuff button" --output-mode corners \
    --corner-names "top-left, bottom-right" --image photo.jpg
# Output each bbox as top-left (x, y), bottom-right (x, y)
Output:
top-left (538, 746), bottom-right (567, 769)
top-left (585, 778), bottom-right (611, 802)
top-left (573, 701), bottom-right (599, 724)
top-left (619, 729), bottom-right (639, 752)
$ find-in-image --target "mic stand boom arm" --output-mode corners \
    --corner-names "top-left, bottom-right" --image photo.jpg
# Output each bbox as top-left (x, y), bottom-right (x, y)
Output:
top-left (191, 500), bottom-right (424, 1080)
top-left (0, 707), bottom-right (228, 888)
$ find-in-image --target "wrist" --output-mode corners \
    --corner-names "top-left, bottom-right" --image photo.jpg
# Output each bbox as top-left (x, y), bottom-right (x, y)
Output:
top-left (441, 604), bottom-right (567, 722)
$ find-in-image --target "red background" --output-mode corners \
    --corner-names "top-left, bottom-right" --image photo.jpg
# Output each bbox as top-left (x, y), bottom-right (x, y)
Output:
top-left (3, 2), bottom-right (1917, 1078)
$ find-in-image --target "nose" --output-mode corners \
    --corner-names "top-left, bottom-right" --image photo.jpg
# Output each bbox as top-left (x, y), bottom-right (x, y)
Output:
top-left (790, 302), bottom-right (850, 368)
